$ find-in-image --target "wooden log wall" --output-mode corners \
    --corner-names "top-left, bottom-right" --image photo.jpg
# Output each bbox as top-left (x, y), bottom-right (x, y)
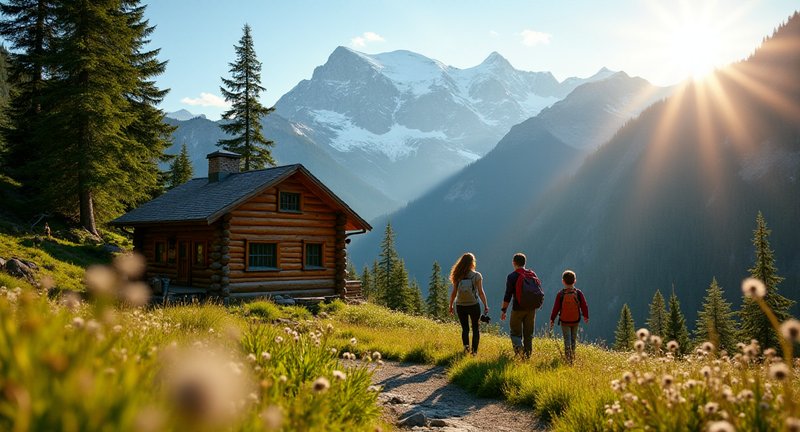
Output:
top-left (138, 224), bottom-right (216, 288)
top-left (226, 175), bottom-right (339, 294)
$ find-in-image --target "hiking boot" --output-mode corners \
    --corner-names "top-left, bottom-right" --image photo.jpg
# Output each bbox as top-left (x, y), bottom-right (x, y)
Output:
top-left (463, 345), bottom-right (471, 354)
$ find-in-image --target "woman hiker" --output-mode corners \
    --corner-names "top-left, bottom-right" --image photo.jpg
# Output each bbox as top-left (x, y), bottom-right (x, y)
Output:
top-left (448, 252), bottom-right (490, 355)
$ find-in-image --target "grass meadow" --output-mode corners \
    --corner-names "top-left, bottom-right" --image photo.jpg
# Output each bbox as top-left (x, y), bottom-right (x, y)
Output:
top-left (0, 240), bottom-right (797, 431)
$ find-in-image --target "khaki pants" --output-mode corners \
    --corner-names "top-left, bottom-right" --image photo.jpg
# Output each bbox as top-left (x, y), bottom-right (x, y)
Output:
top-left (509, 309), bottom-right (535, 357)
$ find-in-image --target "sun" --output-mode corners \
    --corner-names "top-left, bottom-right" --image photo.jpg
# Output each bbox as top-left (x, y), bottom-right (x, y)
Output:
top-left (669, 21), bottom-right (722, 80)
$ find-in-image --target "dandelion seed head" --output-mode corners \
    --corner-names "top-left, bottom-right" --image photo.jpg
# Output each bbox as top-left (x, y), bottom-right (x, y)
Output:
top-left (636, 328), bottom-right (650, 341)
top-left (84, 265), bottom-right (118, 296)
top-left (704, 402), bottom-right (719, 414)
top-left (667, 340), bottom-right (679, 352)
top-left (786, 417), bottom-right (800, 432)
top-left (312, 377), bottom-right (330, 393)
top-left (622, 371), bottom-right (633, 383)
top-left (332, 370), bottom-right (346, 380)
top-left (701, 342), bottom-right (715, 353)
top-left (662, 374), bottom-right (674, 387)
top-left (650, 335), bottom-right (663, 347)
top-left (708, 420), bottom-right (735, 432)
top-left (261, 352), bottom-right (271, 361)
top-left (279, 375), bottom-right (287, 383)
top-left (261, 405), bottom-right (283, 431)
top-left (768, 362), bottom-right (789, 381)
top-left (634, 340), bottom-right (645, 353)
top-left (113, 253), bottom-right (146, 279)
top-left (274, 336), bottom-right (284, 344)
top-left (350, 337), bottom-right (357, 345)
top-left (780, 319), bottom-right (800, 342)
top-left (372, 351), bottom-right (382, 360)
top-left (121, 282), bottom-right (150, 307)
top-left (741, 277), bottom-right (766, 299)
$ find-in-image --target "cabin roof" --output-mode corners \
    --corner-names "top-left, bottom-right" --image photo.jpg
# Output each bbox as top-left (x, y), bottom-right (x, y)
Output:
top-left (111, 164), bottom-right (372, 231)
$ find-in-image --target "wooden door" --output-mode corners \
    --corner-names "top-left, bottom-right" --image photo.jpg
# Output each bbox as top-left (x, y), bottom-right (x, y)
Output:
top-left (177, 240), bottom-right (191, 285)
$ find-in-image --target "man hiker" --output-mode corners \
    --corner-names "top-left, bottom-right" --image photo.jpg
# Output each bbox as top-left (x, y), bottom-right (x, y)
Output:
top-left (501, 253), bottom-right (544, 358)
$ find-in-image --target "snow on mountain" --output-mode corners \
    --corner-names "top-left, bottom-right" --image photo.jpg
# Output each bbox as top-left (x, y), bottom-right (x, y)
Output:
top-left (275, 46), bottom-right (621, 202)
top-left (166, 109), bottom-right (206, 121)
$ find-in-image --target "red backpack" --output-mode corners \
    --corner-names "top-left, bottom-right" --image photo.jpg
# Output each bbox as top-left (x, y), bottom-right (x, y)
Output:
top-left (559, 288), bottom-right (582, 324)
top-left (514, 268), bottom-right (544, 309)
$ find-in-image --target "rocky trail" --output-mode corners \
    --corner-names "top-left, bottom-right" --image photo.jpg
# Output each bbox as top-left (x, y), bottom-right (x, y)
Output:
top-left (369, 361), bottom-right (543, 431)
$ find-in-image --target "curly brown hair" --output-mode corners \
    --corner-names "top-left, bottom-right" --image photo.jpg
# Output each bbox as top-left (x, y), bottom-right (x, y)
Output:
top-left (450, 253), bottom-right (476, 287)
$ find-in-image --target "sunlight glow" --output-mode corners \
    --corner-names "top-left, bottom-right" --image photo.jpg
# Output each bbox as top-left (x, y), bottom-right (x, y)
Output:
top-left (669, 22), bottom-right (722, 80)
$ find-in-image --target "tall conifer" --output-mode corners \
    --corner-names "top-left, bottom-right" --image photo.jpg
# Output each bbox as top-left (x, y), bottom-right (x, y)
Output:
top-left (426, 261), bottom-right (448, 319)
top-left (360, 265), bottom-right (372, 300)
top-left (218, 24), bottom-right (274, 170)
top-left (647, 290), bottom-right (668, 337)
top-left (409, 279), bottom-right (424, 315)
top-left (614, 303), bottom-right (636, 351)
top-left (694, 278), bottom-right (738, 353)
top-left (168, 143), bottom-right (193, 189)
top-left (377, 222), bottom-right (398, 303)
top-left (740, 212), bottom-right (794, 350)
top-left (665, 290), bottom-right (691, 355)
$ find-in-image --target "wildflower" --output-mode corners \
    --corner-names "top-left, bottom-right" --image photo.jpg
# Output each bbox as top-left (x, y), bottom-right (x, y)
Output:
top-left (667, 340), bottom-right (679, 352)
top-left (121, 282), bottom-right (150, 307)
top-left (737, 390), bottom-right (754, 401)
top-left (786, 418), bottom-right (800, 432)
top-left (113, 253), bottom-right (146, 278)
top-left (372, 351), bottom-right (382, 360)
top-left (350, 337), bottom-right (357, 345)
top-left (261, 352), bottom-right (271, 361)
top-left (701, 342), bottom-right (714, 353)
top-left (611, 380), bottom-right (621, 391)
top-left (763, 348), bottom-right (777, 358)
top-left (112, 324), bottom-right (123, 333)
top-left (637, 328), bottom-right (650, 340)
top-left (61, 291), bottom-right (82, 311)
top-left (330, 348), bottom-right (337, 355)
top-left (312, 377), bottom-right (330, 393)
top-left (628, 354), bottom-right (641, 364)
top-left (275, 336), bottom-right (284, 344)
top-left (704, 402), bottom-right (719, 414)
top-left (741, 277), bottom-right (766, 299)
top-left (624, 420), bottom-right (635, 429)
top-left (780, 319), bottom-right (800, 342)
top-left (326, 323), bottom-right (334, 332)
top-left (701, 366), bottom-right (712, 378)
top-left (283, 327), bottom-right (292, 334)
top-left (622, 371), bottom-right (633, 383)
top-left (377, 360), bottom-right (384, 366)
top-left (86, 319), bottom-right (101, 334)
top-left (707, 420), bottom-right (735, 432)
top-left (72, 317), bottom-right (85, 329)
top-left (662, 374), bottom-right (674, 387)
top-left (332, 370), bottom-right (347, 380)
top-left (768, 363), bottom-right (789, 381)
top-left (84, 265), bottom-right (119, 296)
top-left (651, 335), bottom-right (663, 348)
top-left (634, 340), bottom-right (645, 353)
top-left (744, 341), bottom-right (759, 357)
top-left (261, 405), bottom-right (284, 431)
top-left (279, 375), bottom-right (287, 383)
top-left (246, 353), bottom-right (257, 363)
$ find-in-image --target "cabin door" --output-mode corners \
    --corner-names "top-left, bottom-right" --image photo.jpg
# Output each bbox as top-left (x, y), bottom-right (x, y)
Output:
top-left (177, 240), bottom-right (191, 286)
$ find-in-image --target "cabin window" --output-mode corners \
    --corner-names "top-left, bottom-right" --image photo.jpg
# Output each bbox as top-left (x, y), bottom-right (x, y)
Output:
top-left (248, 242), bottom-right (278, 270)
top-left (304, 243), bottom-right (323, 269)
top-left (154, 241), bottom-right (166, 263)
top-left (194, 242), bottom-right (206, 266)
top-left (279, 191), bottom-right (301, 212)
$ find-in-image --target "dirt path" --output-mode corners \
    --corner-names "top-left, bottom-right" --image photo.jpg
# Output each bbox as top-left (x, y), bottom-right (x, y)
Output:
top-left (367, 361), bottom-right (544, 431)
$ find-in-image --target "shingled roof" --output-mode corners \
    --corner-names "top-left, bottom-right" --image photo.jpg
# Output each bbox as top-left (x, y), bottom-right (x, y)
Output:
top-left (111, 164), bottom-right (371, 230)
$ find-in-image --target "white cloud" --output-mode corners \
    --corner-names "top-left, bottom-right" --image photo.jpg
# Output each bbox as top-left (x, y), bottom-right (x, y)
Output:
top-left (489, 30), bottom-right (500, 38)
top-left (180, 92), bottom-right (230, 108)
top-left (519, 29), bottom-right (552, 47)
top-left (351, 31), bottom-right (385, 48)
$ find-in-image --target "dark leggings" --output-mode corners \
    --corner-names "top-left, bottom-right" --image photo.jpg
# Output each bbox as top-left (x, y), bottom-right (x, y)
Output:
top-left (456, 303), bottom-right (481, 353)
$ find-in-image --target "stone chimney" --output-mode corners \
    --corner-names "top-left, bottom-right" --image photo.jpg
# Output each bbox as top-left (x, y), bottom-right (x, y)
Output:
top-left (206, 150), bottom-right (242, 183)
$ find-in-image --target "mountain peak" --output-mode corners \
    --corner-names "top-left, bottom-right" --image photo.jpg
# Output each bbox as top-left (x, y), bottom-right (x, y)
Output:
top-left (480, 51), bottom-right (514, 69)
top-left (166, 109), bottom-right (206, 121)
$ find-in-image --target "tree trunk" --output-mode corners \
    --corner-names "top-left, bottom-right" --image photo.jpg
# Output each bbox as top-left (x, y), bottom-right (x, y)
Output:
top-left (79, 188), bottom-right (99, 237)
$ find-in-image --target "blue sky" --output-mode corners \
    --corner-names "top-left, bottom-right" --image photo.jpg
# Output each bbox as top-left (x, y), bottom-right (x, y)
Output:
top-left (144, 0), bottom-right (799, 119)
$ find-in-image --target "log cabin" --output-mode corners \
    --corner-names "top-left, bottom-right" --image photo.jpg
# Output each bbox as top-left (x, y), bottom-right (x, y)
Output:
top-left (111, 150), bottom-right (371, 300)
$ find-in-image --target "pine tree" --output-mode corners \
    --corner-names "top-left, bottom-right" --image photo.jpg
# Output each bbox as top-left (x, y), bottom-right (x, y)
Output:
top-left (360, 265), bottom-right (372, 300)
top-left (371, 259), bottom-right (384, 305)
top-left (665, 290), bottom-right (691, 355)
top-left (694, 278), bottom-right (739, 353)
top-left (740, 212), bottom-right (794, 350)
top-left (0, 0), bottom-right (55, 176)
top-left (409, 279), bottom-right (424, 315)
top-left (217, 24), bottom-right (275, 170)
top-left (346, 260), bottom-right (358, 280)
top-left (168, 143), bottom-right (193, 188)
top-left (647, 290), bottom-right (668, 337)
top-left (384, 258), bottom-right (410, 312)
top-left (377, 222), bottom-right (398, 305)
top-left (425, 261), bottom-right (448, 319)
top-left (32, 0), bottom-right (152, 234)
top-left (614, 304), bottom-right (636, 351)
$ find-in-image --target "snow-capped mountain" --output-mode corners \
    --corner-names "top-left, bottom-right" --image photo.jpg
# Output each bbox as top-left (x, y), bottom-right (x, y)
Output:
top-left (275, 46), bottom-right (617, 202)
top-left (166, 109), bottom-right (206, 121)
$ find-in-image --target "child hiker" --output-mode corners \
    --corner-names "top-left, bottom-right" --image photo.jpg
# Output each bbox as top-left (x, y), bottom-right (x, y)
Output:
top-left (549, 270), bottom-right (589, 365)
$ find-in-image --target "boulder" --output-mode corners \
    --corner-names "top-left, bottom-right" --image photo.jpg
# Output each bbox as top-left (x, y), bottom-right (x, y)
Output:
top-left (398, 412), bottom-right (427, 428)
top-left (102, 244), bottom-right (124, 254)
top-left (429, 419), bottom-right (448, 427)
top-left (20, 259), bottom-right (38, 270)
top-left (4, 258), bottom-right (36, 283)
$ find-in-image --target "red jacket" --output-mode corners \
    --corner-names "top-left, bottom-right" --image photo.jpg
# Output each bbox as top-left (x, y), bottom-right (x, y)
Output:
top-left (550, 288), bottom-right (589, 322)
